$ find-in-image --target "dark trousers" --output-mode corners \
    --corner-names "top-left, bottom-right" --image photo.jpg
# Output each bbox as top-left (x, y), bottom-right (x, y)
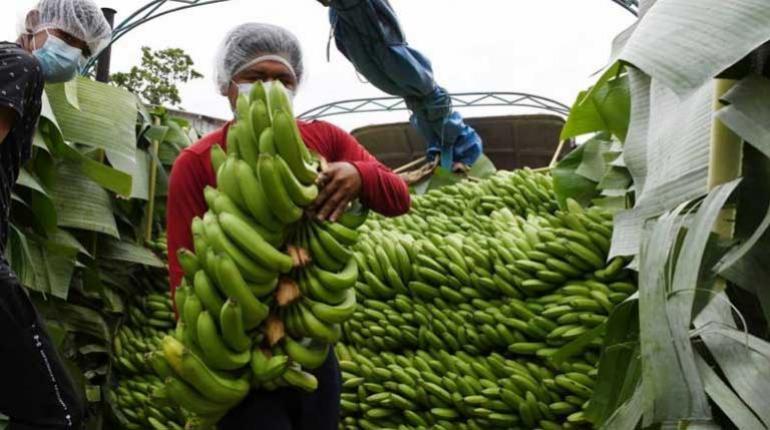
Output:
top-left (219, 350), bottom-right (341, 430)
top-left (0, 266), bottom-right (84, 430)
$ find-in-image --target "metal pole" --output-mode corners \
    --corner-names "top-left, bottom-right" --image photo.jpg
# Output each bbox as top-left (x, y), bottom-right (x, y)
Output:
top-left (95, 8), bottom-right (117, 83)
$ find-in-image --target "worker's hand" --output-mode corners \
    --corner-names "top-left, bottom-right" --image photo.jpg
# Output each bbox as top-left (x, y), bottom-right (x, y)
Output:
top-left (311, 162), bottom-right (362, 222)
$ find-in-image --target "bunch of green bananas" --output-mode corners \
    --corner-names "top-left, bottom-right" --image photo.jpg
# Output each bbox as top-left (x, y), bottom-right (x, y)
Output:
top-left (158, 81), bottom-right (366, 426)
top-left (335, 170), bottom-right (635, 429)
top-left (337, 343), bottom-right (597, 430)
top-left (110, 272), bottom-right (188, 430)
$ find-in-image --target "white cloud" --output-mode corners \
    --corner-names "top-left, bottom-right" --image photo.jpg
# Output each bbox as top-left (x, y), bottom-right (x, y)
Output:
top-left (3, 0), bottom-right (634, 131)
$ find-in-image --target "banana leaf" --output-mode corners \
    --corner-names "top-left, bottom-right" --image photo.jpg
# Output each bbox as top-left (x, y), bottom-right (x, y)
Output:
top-left (45, 77), bottom-right (137, 160)
top-left (638, 202), bottom-right (711, 425)
top-left (37, 113), bottom-right (132, 197)
top-left (50, 161), bottom-right (118, 238)
top-left (586, 299), bottom-right (640, 426)
top-left (552, 143), bottom-right (600, 208)
top-left (618, 0), bottom-right (770, 96)
top-left (694, 296), bottom-right (770, 426)
top-left (98, 238), bottom-right (164, 268)
top-left (16, 169), bottom-right (58, 235)
top-left (561, 64), bottom-right (630, 142)
top-left (25, 240), bottom-right (77, 300)
top-left (695, 354), bottom-right (766, 429)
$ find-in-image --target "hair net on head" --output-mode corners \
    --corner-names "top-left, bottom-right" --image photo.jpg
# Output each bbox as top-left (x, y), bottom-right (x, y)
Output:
top-left (214, 23), bottom-right (304, 96)
top-left (23, 0), bottom-right (112, 58)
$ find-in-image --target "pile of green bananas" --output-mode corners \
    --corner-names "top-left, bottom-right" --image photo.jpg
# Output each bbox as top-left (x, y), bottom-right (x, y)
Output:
top-left (157, 81), bottom-right (366, 426)
top-left (110, 274), bottom-right (187, 430)
top-left (337, 171), bottom-right (635, 429)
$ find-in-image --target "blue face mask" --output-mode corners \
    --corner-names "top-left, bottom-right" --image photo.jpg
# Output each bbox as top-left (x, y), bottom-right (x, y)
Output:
top-left (33, 34), bottom-right (85, 83)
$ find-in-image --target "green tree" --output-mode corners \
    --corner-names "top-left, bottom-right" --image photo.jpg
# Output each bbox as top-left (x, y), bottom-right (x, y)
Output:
top-left (111, 46), bottom-right (203, 106)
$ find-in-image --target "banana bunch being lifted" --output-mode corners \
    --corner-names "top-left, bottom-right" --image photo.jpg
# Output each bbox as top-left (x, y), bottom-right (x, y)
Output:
top-left (158, 81), bottom-right (367, 426)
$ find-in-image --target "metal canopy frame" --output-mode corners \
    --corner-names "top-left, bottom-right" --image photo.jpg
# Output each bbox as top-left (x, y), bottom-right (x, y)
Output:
top-left (612, 0), bottom-right (639, 16)
top-left (297, 92), bottom-right (571, 121)
top-left (82, 0), bottom-right (231, 75)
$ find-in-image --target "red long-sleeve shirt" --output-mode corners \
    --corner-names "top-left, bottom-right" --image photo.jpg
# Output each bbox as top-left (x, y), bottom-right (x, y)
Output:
top-left (166, 120), bottom-right (411, 299)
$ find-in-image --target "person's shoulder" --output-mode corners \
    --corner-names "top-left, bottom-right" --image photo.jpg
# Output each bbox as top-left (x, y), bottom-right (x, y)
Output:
top-left (0, 42), bottom-right (41, 76)
top-left (298, 119), bottom-right (351, 138)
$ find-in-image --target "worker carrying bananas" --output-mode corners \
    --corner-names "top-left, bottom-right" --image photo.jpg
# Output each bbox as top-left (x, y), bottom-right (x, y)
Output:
top-left (0, 1), bottom-right (111, 429)
top-left (166, 23), bottom-right (411, 429)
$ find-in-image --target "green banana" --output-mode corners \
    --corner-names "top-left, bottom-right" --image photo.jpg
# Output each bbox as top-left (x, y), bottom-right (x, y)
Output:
top-left (283, 337), bottom-right (329, 369)
top-left (256, 153), bottom-right (304, 223)
top-left (202, 212), bottom-right (277, 283)
top-left (305, 288), bottom-right (357, 324)
top-left (250, 347), bottom-right (289, 382)
top-left (233, 158), bottom-right (284, 231)
top-left (219, 299), bottom-right (253, 352)
top-left (319, 221), bottom-right (359, 246)
top-left (216, 157), bottom-right (247, 211)
top-left (217, 212), bottom-right (293, 273)
top-left (301, 270), bottom-right (349, 305)
top-left (196, 311), bottom-right (251, 371)
top-left (250, 99), bottom-right (270, 143)
top-left (178, 347), bottom-right (250, 405)
top-left (307, 225), bottom-right (345, 272)
top-left (312, 257), bottom-right (358, 292)
top-left (258, 126), bottom-right (277, 155)
top-left (183, 292), bottom-right (203, 346)
top-left (209, 183), bottom-right (283, 246)
top-left (210, 144), bottom-right (227, 173)
top-left (297, 302), bottom-right (341, 343)
top-left (282, 365), bottom-right (319, 392)
top-left (275, 154), bottom-right (318, 207)
top-left (193, 270), bottom-right (225, 318)
top-left (165, 376), bottom-right (230, 416)
top-left (177, 248), bottom-right (200, 276)
top-left (215, 254), bottom-right (270, 329)
top-left (272, 110), bottom-right (317, 185)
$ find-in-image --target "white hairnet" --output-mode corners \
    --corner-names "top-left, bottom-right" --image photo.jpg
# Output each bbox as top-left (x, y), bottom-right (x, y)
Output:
top-left (22, 0), bottom-right (112, 58)
top-left (214, 23), bottom-right (304, 96)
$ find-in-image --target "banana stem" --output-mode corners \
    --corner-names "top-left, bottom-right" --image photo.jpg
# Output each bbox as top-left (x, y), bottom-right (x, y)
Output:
top-left (708, 79), bottom-right (742, 240)
top-left (144, 116), bottom-right (162, 241)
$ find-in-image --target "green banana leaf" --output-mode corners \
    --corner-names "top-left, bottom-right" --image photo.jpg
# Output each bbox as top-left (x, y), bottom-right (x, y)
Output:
top-left (26, 240), bottom-right (77, 300)
top-left (16, 169), bottom-right (58, 235)
top-left (50, 161), bottom-right (118, 238)
top-left (618, 0), bottom-right (770, 96)
top-left (45, 77), bottom-right (138, 160)
top-left (561, 63), bottom-right (630, 142)
top-left (37, 114), bottom-right (132, 197)
top-left (585, 299), bottom-right (640, 426)
top-left (552, 143), bottom-right (600, 208)
top-left (98, 238), bottom-right (164, 268)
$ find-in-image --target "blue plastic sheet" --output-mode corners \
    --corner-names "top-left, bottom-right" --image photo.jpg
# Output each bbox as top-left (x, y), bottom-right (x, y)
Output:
top-left (328, 0), bottom-right (483, 167)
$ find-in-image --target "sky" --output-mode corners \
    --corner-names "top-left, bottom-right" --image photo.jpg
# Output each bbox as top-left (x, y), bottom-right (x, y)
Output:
top-left (3, 0), bottom-right (634, 132)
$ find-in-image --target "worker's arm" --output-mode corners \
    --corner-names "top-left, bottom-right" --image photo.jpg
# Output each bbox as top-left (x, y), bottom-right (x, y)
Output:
top-left (312, 122), bottom-right (411, 220)
top-left (0, 107), bottom-right (15, 144)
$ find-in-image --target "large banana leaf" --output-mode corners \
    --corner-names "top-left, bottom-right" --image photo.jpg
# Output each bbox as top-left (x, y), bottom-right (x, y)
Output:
top-left (37, 112), bottom-right (132, 197)
top-left (637, 203), bottom-right (710, 425)
top-left (618, 0), bottom-right (770, 95)
top-left (45, 78), bottom-right (138, 160)
top-left (610, 70), bottom-right (714, 258)
top-left (16, 169), bottom-right (57, 235)
top-left (50, 161), bottom-right (118, 238)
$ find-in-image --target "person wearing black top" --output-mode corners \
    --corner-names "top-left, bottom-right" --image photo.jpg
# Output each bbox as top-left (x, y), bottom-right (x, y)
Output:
top-left (0, 1), bottom-right (110, 429)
